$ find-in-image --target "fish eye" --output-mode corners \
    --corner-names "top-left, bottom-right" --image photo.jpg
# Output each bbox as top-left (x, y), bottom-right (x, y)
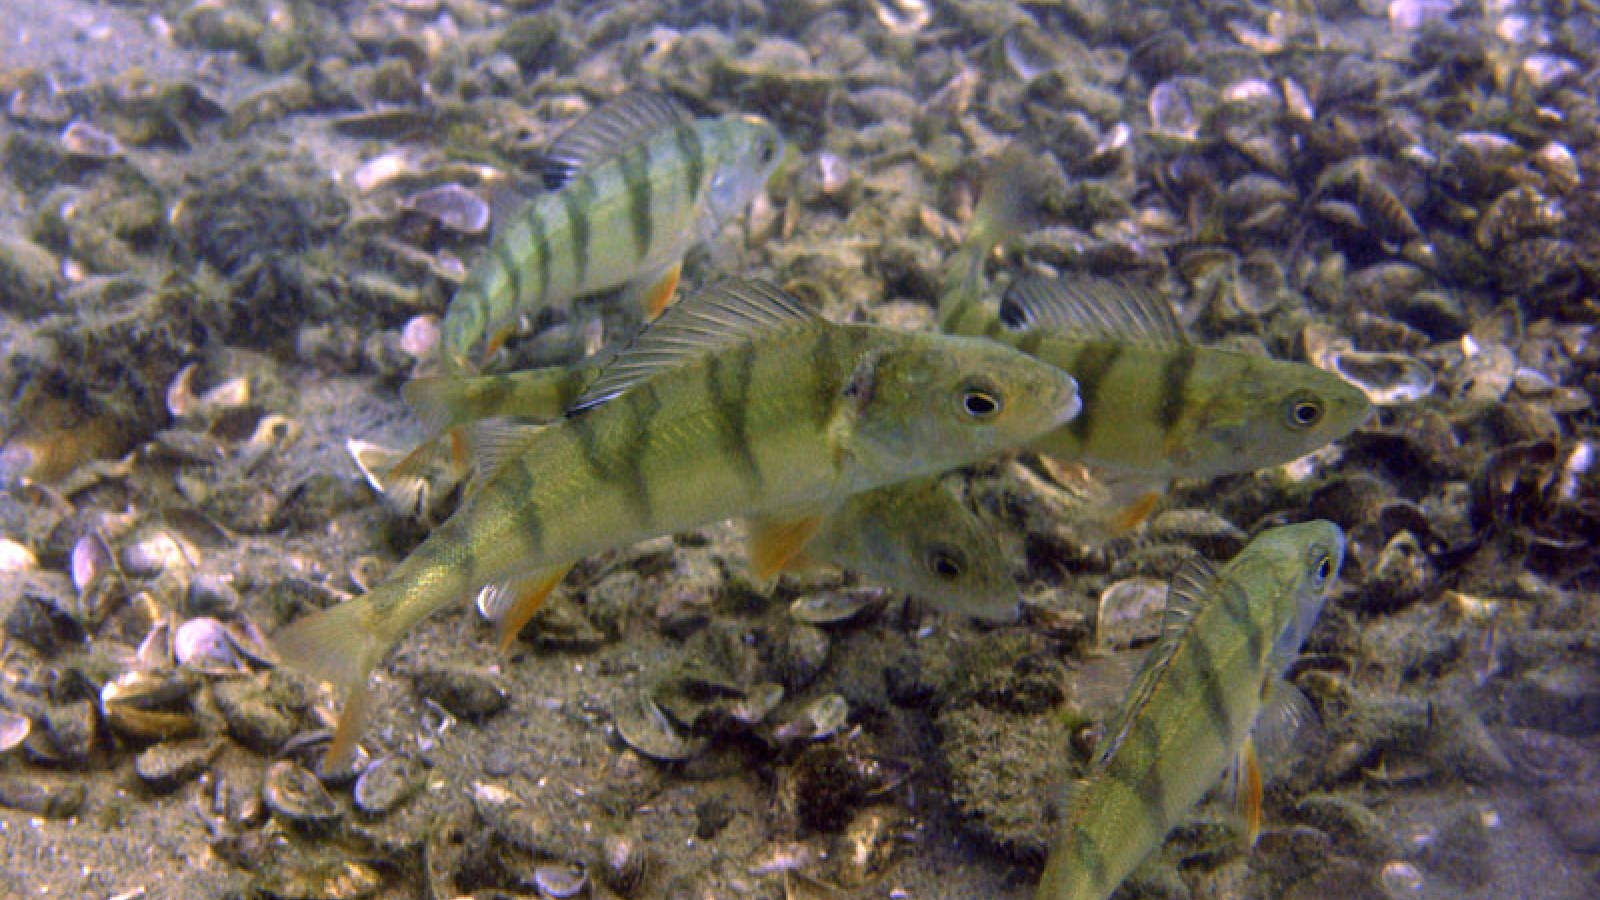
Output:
top-left (758, 135), bottom-right (777, 165)
top-left (959, 383), bottom-right (1003, 420)
top-left (925, 546), bottom-right (965, 582)
top-left (1313, 551), bottom-right (1332, 583)
top-left (1285, 392), bottom-right (1325, 430)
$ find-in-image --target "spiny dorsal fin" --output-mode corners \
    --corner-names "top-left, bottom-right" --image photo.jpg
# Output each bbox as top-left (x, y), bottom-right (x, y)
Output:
top-left (1093, 556), bottom-right (1222, 768)
top-left (999, 275), bottom-right (1188, 347)
top-left (1161, 555), bottom-right (1218, 640)
top-left (569, 279), bottom-right (815, 413)
top-left (541, 92), bottom-right (691, 189)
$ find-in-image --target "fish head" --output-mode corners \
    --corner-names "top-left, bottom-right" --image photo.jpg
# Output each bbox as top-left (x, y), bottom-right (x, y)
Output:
top-left (702, 115), bottom-right (786, 229)
top-left (1184, 357), bottom-right (1371, 477)
top-left (1257, 519), bottom-right (1346, 668)
top-left (840, 485), bottom-right (1020, 622)
top-left (844, 336), bottom-right (1080, 476)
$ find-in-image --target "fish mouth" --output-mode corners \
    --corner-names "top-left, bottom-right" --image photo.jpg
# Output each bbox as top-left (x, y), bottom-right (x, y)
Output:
top-left (1052, 376), bottom-right (1084, 427)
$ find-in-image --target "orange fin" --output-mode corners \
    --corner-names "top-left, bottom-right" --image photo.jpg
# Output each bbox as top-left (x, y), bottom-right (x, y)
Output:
top-left (481, 326), bottom-right (513, 363)
top-left (748, 514), bottom-right (824, 582)
top-left (640, 260), bottom-right (683, 320)
top-left (1234, 738), bottom-right (1264, 846)
top-left (1108, 490), bottom-right (1162, 534)
top-left (324, 677), bottom-right (374, 772)
top-left (493, 565), bottom-right (572, 652)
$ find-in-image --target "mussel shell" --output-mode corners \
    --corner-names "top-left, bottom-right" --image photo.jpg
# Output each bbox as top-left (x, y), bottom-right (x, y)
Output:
top-left (262, 759), bottom-right (342, 825)
top-left (352, 756), bottom-right (420, 816)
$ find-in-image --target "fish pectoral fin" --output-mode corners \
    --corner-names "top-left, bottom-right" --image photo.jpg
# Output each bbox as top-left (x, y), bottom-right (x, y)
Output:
top-left (492, 564), bottom-right (573, 652)
top-left (630, 259), bottom-right (683, 320)
top-left (1254, 678), bottom-right (1322, 762)
top-left (747, 512), bottom-right (827, 582)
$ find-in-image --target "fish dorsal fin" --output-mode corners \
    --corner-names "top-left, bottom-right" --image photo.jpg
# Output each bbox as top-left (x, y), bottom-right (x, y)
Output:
top-left (541, 92), bottom-right (691, 188)
top-left (1161, 555), bottom-right (1218, 639)
top-left (999, 275), bottom-right (1189, 347)
top-left (569, 279), bottom-right (815, 413)
top-left (1093, 556), bottom-right (1221, 767)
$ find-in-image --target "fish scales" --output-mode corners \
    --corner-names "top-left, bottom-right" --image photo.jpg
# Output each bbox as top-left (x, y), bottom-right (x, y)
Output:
top-left (278, 280), bottom-right (1079, 765)
top-left (1036, 521), bottom-right (1345, 900)
top-left (440, 96), bottom-right (782, 370)
top-left (403, 368), bottom-right (1020, 621)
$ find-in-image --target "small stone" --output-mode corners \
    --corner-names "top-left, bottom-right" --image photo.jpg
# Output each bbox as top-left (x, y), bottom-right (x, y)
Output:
top-left (0, 773), bottom-right (85, 818)
top-left (1537, 784), bottom-right (1600, 852)
top-left (42, 699), bottom-right (97, 762)
top-left (1508, 659), bottom-right (1600, 737)
top-left (213, 677), bottom-right (299, 752)
top-left (408, 662), bottom-right (509, 720)
top-left (136, 739), bottom-right (222, 792)
top-left (353, 756), bottom-right (420, 816)
top-left (769, 623), bottom-right (831, 692)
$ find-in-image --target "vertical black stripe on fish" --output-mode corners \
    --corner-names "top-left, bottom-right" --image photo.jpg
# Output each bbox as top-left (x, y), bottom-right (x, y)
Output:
top-left (1065, 343), bottom-right (1123, 442)
top-left (500, 460), bottom-right (545, 556)
top-left (1069, 822), bottom-right (1110, 893)
top-left (1174, 628), bottom-right (1238, 749)
top-left (528, 202), bottom-right (551, 305)
top-left (673, 122), bottom-right (706, 202)
top-left (561, 181), bottom-right (592, 286)
top-left (1155, 345), bottom-right (1197, 432)
top-left (810, 328), bottom-right (839, 428)
top-left (619, 141), bottom-right (654, 259)
top-left (570, 384), bottom-right (661, 526)
top-left (1217, 580), bottom-right (1265, 665)
top-left (706, 347), bottom-right (762, 491)
top-left (491, 238), bottom-right (525, 309)
top-left (1116, 716), bottom-right (1171, 821)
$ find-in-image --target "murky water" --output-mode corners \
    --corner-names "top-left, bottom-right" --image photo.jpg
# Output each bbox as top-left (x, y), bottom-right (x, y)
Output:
top-left (1, 1), bottom-right (1596, 899)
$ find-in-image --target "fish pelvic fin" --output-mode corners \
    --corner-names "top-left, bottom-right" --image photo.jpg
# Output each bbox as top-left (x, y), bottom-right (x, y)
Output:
top-left (636, 259), bottom-right (684, 320)
top-left (492, 564), bottom-right (573, 652)
top-left (273, 598), bottom-right (390, 770)
top-left (748, 513), bottom-right (826, 582)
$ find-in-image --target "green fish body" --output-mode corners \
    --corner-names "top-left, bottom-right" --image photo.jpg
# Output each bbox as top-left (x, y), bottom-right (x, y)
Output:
top-left (1035, 520), bottom-right (1345, 900)
top-left (405, 370), bottom-right (1020, 621)
top-left (945, 276), bottom-right (1371, 485)
top-left (439, 93), bottom-right (784, 370)
top-left (278, 280), bottom-right (1078, 763)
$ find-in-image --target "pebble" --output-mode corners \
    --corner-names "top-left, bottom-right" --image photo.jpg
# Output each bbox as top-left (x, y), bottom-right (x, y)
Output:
top-left (1508, 659), bottom-right (1600, 737)
top-left (135, 739), bottom-right (222, 792)
top-left (408, 662), bottom-right (509, 720)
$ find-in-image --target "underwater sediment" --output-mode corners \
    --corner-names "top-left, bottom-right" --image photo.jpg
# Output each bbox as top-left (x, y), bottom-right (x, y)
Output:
top-left (1, 1), bottom-right (1597, 899)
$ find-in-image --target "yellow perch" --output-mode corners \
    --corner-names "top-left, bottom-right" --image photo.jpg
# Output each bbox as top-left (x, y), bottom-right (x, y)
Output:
top-left (406, 368), bottom-right (1021, 623)
top-left (439, 92), bottom-right (784, 370)
top-left (1036, 520), bottom-right (1345, 900)
top-left (278, 280), bottom-right (1078, 765)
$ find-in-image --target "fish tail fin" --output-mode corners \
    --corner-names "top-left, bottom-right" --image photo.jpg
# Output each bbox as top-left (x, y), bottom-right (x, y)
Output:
top-left (384, 437), bottom-right (439, 483)
top-left (273, 598), bottom-right (390, 770)
top-left (940, 145), bottom-right (1048, 330)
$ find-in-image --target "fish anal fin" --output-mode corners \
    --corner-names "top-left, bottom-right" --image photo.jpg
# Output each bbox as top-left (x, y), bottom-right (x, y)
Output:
top-left (1234, 738), bottom-right (1264, 845)
top-left (324, 677), bottom-right (374, 772)
top-left (748, 513), bottom-right (826, 582)
top-left (494, 565), bottom-right (573, 652)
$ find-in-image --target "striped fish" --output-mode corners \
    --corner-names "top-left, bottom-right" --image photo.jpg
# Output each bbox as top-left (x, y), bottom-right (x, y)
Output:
top-left (277, 280), bottom-right (1079, 766)
top-left (937, 153), bottom-right (1369, 526)
top-left (438, 92), bottom-right (785, 371)
top-left (404, 369), bottom-right (1020, 624)
top-left (1036, 520), bottom-right (1345, 900)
